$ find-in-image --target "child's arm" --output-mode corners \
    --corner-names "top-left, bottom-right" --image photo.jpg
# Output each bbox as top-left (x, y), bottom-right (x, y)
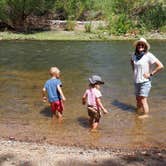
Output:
top-left (42, 88), bottom-right (47, 103)
top-left (82, 93), bottom-right (87, 105)
top-left (96, 98), bottom-right (108, 114)
top-left (57, 85), bottom-right (66, 101)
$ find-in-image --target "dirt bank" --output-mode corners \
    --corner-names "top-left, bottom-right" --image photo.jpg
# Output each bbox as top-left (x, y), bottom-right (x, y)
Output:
top-left (0, 139), bottom-right (165, 166)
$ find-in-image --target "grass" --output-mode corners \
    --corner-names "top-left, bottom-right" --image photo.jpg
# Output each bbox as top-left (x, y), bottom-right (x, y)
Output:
top-left (0, 30), bottom-right (166, 41)
top-left (0, 31), bottom-right (99, 41)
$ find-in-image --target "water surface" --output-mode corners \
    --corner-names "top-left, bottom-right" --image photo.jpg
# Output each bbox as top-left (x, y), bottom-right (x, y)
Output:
top-left (0, 40), bottom-right (165, 149)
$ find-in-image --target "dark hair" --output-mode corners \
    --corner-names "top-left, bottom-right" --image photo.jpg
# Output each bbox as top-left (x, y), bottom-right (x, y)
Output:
top-left (89, 83), bottom-right (95, 87)
top-left (135, 43), bottom-right (148, 54)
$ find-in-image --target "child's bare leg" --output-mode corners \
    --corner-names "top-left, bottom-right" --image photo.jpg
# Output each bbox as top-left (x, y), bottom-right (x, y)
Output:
top-left (90, 121), bottom-right (99, 132)
top-left (91, 112), bottom-right (100, 132)
top-left (89, 117), bottom-right (93, 127)
top-left (51, 112), bottom-right (57, 125)
top-left (57, 112), bottom-right (63, 123)
top-left (52, 112), bottom-right (56, 118)
top-left (92, 122), bottom-right (98, 129)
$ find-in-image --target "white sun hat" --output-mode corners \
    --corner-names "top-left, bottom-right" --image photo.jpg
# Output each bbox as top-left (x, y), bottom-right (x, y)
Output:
top-left (133, 37), bottom-right (150, 50)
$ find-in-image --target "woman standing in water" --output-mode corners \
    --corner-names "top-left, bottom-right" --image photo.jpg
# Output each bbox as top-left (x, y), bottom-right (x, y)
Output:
top-left (131, 38), bottom-right (164, 118)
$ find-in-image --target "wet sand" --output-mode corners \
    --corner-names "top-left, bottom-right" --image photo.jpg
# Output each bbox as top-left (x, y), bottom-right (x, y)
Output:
top-left (0, 139), bottom-right (165, 166)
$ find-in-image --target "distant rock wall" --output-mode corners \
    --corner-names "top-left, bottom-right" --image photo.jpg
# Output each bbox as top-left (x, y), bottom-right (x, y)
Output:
top-left (49, 20), bottom-right (107, 31)
top-left (0, 19), bottom-right (107, 32)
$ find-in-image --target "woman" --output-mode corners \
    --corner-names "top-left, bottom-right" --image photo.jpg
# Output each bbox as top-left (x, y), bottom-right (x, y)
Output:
top-left (131, 38), bottom-right (164, 118)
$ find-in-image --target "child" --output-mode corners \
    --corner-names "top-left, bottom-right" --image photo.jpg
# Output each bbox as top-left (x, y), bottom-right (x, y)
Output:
top-left (42, 67), bottom-right (66, 122)
top-left (82, 75), bottom-right (108, 131)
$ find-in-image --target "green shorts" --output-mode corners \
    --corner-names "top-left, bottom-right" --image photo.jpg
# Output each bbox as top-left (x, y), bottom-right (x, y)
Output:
top-left (87, 106), bottom-right (101, 123)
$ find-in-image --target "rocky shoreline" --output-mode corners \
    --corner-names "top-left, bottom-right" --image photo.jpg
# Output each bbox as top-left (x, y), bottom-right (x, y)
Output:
top-left (0, 139), bottom-right (165, 166)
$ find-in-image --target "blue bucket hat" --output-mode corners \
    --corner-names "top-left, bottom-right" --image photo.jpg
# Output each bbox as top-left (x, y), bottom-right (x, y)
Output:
top-left (88, 75), bottom-right (104, 84)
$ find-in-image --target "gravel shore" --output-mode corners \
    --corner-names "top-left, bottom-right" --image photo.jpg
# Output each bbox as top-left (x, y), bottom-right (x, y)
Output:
top-left (0, 139), bottom-right (165, 166)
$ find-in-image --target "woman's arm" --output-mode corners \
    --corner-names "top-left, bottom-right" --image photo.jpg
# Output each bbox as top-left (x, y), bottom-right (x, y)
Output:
top-left (144, 59), bottom-right (164, 78)
top-left (150, 59), bottom-right (164, 76)
top-left (130, 59), bottom-right (134, 71)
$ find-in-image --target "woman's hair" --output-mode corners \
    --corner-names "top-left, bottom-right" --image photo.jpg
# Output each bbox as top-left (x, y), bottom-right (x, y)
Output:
top-left (135, 43), bottom-right (148, 54)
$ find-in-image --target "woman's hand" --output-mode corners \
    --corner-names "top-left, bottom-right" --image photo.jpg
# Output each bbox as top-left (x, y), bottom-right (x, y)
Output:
top-left (143, 73), bottom-right (151, 79)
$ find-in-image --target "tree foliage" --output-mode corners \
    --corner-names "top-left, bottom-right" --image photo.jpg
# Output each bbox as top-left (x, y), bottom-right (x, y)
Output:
top-left (0, 0), bottom-right (56, 31)
top-left (0, 0), bottom-right (165, 33)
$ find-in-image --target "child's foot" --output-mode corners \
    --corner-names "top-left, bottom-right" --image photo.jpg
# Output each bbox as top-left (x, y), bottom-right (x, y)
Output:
top-left (138, 114), bottom-right (149, 119)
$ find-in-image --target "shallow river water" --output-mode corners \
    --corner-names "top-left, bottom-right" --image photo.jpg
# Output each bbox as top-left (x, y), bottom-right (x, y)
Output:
top-left (0, 40), bottom-right (165, 149)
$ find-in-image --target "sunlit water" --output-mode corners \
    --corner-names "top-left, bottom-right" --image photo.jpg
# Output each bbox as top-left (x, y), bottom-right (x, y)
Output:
top-left (0, 40), bottom-right (165, 149)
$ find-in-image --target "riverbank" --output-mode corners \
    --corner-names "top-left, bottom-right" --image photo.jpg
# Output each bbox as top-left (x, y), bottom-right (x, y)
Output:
top-left (0, 31), bottom-right (166, 41)
top-left (0, 139), bottom-right (165, 166)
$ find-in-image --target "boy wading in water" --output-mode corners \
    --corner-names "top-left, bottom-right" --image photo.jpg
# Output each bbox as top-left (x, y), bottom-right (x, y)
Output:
top-left (42, 67), bottom-right (66, 123)
top-left (82, 75), bottom-right (108, 131)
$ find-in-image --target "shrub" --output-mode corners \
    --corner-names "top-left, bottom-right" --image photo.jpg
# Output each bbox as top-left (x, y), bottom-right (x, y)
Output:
top-left (84, 22), bottom-right (92, 32)
top-left (160, 25), bottom-right (166, 33)
top-left (65, 20), bottom-right (75, 31)
top-left (139, 2), bottom-right (166, 30)
top-left (108, 14), bottom-right (134, 35)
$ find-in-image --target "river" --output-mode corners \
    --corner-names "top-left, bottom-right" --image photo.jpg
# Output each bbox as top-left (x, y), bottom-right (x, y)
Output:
top-left (0, 40), bottom-right (165, 149)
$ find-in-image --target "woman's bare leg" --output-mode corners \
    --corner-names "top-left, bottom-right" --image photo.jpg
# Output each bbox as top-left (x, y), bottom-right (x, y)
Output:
top-left (136, 96), bottom-right (142, 113)
top-left (138, 96), bottom-right (149, 118)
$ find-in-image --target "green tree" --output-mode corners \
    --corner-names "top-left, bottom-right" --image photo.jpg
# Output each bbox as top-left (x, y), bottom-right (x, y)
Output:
top-left (132, 1), bottom-right (166, 30)
top-left (0, 0), bottom-right (56, 31)
top-left (55, 0), bottom-right (93, 20)
top-left (0, 0), bottom-right (165, 33)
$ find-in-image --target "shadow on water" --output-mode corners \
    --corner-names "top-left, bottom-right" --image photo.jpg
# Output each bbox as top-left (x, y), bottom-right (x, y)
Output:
top-left (40, 107), bottom-right (52, 117)
top-left (111, 100), bottom-right (136, 113)
top-left (77, 117), bottom-right (89, 129)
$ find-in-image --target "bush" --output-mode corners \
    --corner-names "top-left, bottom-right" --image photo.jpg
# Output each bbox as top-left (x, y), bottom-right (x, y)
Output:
top-left (160, 25), bottom-right (166, 33)
top-left (139, 3), bottom-right (166, 30)
top-left (108, 14), bottom-right (134, 35)
top-left (65, 20), bottom-right (75, 31)
top-left (84, 22), bottom-right (92, 32)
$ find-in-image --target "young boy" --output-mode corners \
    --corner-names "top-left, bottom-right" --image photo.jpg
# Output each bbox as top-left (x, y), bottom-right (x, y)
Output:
top-left (42, 67), bottom-right (66, 122)
top-left (82, 75), bottom-right (108, 131)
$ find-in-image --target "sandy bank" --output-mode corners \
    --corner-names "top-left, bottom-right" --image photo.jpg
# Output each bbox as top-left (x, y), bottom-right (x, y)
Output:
top-left (0, 139), bottom-right (165, 166)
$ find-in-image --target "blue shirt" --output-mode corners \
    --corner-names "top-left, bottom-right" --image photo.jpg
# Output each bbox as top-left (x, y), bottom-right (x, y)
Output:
top-left (44, 78), bottom-right (62, 102)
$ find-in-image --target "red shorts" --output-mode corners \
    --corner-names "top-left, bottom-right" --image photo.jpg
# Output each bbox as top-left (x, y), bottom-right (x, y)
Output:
top-left (50, 100), bottom-right (64, 114)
